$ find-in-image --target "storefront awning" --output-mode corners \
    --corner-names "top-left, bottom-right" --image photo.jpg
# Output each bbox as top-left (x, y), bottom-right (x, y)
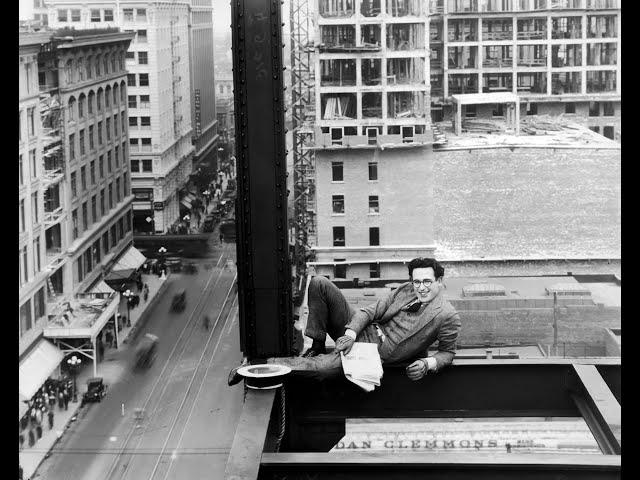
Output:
top-left (92, 280), bottom-right (116, 294)
top-left (180, 192), bottom-right (197, 209)
top-left (19, 339), bottom-right (64, 400)
top-left (104, 246), bottom-right (147, 282)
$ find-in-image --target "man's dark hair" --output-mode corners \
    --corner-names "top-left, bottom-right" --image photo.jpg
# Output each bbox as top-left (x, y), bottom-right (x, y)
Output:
top-left (408, 257), bottom-right (444, 280)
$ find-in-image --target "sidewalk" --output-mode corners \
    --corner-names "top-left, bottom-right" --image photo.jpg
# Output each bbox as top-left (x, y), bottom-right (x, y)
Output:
top-left (20, 271), bottom-right (172, 480)
top-left (188, 171), bottom-right (234, 233)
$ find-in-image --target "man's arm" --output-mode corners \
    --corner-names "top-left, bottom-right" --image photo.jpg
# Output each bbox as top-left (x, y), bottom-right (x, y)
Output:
top-left (421, 313), bottom-right (462, 373)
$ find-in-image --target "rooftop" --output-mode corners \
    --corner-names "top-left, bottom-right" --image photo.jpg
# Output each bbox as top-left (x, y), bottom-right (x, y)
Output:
top-left (44, 289), bottom-right (119, 339)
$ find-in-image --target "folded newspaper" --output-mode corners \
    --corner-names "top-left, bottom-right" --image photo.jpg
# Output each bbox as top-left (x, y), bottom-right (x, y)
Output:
top-left (340, 342), bottom-right (384, 392)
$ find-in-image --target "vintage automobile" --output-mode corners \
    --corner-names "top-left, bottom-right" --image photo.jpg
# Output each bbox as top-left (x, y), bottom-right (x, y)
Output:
top-left (170, 289), bottom-right (187, 312)
top-left (203, 214), bottom-right (217, 232)
top-left (135, 333), bottom-right (159, 370)
top-left (81, 377), bottom-right (107, 405)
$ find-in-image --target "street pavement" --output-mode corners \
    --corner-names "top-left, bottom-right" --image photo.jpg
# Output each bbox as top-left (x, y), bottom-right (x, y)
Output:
top-left (32, 241), bottom-right (245, 480)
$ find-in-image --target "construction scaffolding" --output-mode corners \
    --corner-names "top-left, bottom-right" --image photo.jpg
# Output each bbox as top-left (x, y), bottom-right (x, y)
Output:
top-left (290, 0), bottom-right (317, 291)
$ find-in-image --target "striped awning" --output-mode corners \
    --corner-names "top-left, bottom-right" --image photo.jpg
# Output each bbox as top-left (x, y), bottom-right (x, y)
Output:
top-left (19, 339), bottom-right (64, 401)
top-left (181, 192), bottom-right (197, 209)
top-left (104, 246), bottom-right (147, 282)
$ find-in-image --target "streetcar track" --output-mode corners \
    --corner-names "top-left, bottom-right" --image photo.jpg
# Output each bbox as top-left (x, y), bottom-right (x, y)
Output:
top-left (103, 247), bottom-right (233, 480)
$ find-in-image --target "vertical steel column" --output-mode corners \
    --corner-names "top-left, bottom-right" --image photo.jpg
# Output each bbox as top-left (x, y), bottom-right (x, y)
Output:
top-left (232, 0), bottom-right (294, 358)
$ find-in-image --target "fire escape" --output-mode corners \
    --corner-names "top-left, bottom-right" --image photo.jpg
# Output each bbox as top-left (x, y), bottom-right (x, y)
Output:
top-left (290, 0), bottom-right (317, 291)
top-left (170, 15), bottom-right (183, 139)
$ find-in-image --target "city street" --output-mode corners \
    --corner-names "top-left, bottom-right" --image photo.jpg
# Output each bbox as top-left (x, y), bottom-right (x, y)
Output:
top-left (34, 241), bottom-right (245, 480)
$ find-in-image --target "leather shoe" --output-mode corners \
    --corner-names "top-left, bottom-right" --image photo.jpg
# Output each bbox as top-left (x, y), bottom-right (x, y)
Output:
top-left (302, 346), bottom-right (326, 358)
top-left (228, 358), bottom-right (249, 386)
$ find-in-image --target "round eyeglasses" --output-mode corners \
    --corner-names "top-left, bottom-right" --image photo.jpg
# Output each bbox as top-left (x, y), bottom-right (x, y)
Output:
top-left (412, 279), bottom-right (434, 288)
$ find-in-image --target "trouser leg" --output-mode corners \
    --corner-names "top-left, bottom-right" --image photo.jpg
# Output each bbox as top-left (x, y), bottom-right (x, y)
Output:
top-left (267, 352), bottom-right (343, 379)
top-left (304, 276), bottom-right (356, 342)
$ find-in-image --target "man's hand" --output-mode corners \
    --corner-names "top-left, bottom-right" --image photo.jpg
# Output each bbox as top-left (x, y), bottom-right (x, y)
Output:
top-left (334, 335), bottom-right (355, 355)
top-left (406, 359), bottom-right (428, 381)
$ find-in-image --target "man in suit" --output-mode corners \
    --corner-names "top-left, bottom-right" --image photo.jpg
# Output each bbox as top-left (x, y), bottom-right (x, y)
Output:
top-left (228, 257), bottom-right (461, 385)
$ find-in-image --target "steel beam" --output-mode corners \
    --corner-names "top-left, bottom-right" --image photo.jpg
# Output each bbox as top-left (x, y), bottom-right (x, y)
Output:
top-left (570, 364), bottom-right (621, 455)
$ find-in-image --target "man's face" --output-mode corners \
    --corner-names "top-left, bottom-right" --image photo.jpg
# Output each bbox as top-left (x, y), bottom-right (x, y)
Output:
top-left (411, 267), bottom-right (442, 304)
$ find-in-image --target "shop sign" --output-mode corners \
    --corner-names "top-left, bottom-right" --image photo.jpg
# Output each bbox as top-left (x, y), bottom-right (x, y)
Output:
top-left (153, 202), bottom-right (164, 211)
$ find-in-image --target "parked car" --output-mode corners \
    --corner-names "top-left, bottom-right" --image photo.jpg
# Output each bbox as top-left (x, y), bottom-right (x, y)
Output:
top-left (81, 377), bottom-right (107, 405)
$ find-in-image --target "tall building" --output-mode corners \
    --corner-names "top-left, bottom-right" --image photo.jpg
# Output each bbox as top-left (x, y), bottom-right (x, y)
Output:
top-left (309, 0), bottom-right (435, 280)
top-left (20, 29), bottom-right (136, 408)
top-left (46, 1), bottom-right (215, 234)
top-left (428, 0), bottom-right (620, 141)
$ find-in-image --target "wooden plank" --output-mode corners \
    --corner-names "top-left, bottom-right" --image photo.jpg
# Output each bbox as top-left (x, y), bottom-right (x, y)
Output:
top-left (224, 389), bottom-right (277, 480)
top-left (571, 364), bottom-right (621, 454)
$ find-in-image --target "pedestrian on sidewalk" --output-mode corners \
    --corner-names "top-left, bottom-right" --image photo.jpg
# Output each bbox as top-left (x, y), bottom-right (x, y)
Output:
top-left (63, 388), bottom-right (70, 411)
top-left (36, 423), bottom-right (42, 440)
top-left (58, 390), bottom-right (64, 410)
top-left (143, 284), bottom-right (149, 302)
top-left (28, 429), bottom-right (35, 447)
top-left (48, 409), bottom-right (54, 430)
top-left (49, 390), bottom-right (56, 408)
top-left (202, 315), bottom-right (210, 331)
top-left (19, 432), bottom-right (24, 451)
top-left (219, 233), bottom-right (224, 244)
top-left (35, 407), bottom-right (42, 426)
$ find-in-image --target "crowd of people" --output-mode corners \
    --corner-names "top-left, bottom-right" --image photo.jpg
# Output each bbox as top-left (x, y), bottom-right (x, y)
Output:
top-left (20, 378), bottom-right (72, 451)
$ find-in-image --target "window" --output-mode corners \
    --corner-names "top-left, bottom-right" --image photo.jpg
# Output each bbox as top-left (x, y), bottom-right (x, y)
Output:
top-left (589, 102), bottom-right (599, 116)
top-left (76, 60), bottom-right (85, 82)
top-left (104, 9), bottom-right (114, 21)
top-left (126, 51), bottom-right (135, 61)
top-left (87, 91), bottom-right (94, 114)
top-left (20, 299), bottom-right (32, 335)
top-left (137, 30), bottom-right (148, 43)
top-left (369, 227), bottom-right (380, 246)
top-left (106, 118), bottom-right (111, 140)
top-left (93, 239), bottom-right (101, 266)
top-left (334, 261), bottom-right (347, 279)
top-left (138, 52), bottom-right (148, 64)
top-left (91, 9), bottom-right (101, 22)
top-left (72, 209), bottom-right (78, 239)
top-left (34, 287), bottom-right (45, 321)
top-left (124, 176), bottom-right (129, 197)
top-left (219, 85), bottom-right (224, 94)
top-left (100, 189), bottom-right (106, 215)
top-left (19, 154), bottom-right (24, 185)
top-left (81, 166), bottom-right (87, 191)
top-left (368, 162), bottom-right (378, 181)
top-left (58, 9), bottom-right (68, 22)
top-left (137, 8), bottom-right (147, 20)
top-left (65, 60), bottom-right (73, 84)
top-left (369, 196), bottom-right (380, 214)
top-left (97, 90), bottom-right (103, 110)
top-left (69, 133), bottom-right (76, 160)
top-left (141, 138), bottom-right (151, 151)
top-left (129, 116), bottom-right (138, 128)
top-left (89, 125), bottom-right (95, 149)
top-left (105, 87), bottom-right (111, 107)
top-left (30, 150), bottom-right (37, 177)
top-left (71, 172), bottom-right (77, 197)
top-left (603, 126), bottom-right (614, 140)
top-left (141, 116), bottom-right (151, 129)
top-left (130, 159), bottom-right (140, 172)
top-left (18, 111), bottom-right (22, 142)
top-left (565, 102), bottom-right (576, 114)
top-left (113, 114), bottom-right (118, 136)
top-left (115, 146), bottom-right (120, 166)
top-left (79, 129), bottom-right (86, 155)
top-left (103, 55), bottom-right (109, 75)
top-left (107, 151), bottom-right (112, 172)
top-left (139, 74), bottom-right (149, 86)
top-left (124, 8), bottom-right (134, 21)
top-left (71, 9), bottom-right (80, 22)
top-left (97, 121), bottom-right (103, 145)
top-left (92, 195), bottom-right (97, 222)
top-left (110, 225), bottom-right (117, 248)
top-left (370, 263), bottom-right (380, 278)
top-left (139, 95), bottom-right (150, 108)
top-left (67, 97), bottom-right (75, 121)
top-left (333, 226), bottom-right (345, 247)
top-left (79, 95), bottom-right (86, 118)
top-left (86, 58), bottom-right (93, 79)
top-left (102, 231), bottom-right (109, 256)
top-left (129, 138), bottom-right (139, 151)
top-left (116, 178), bottom-right (121, 202)
top-left (121, 113), bottom-right (126, 133)
top-left (603, 102), bottom-right (615, 117)
top-left (27, 107), bottom-right (35, 136)
top-left (20, 199), bottom-right (26, 232)
top-left (99, 155), bottom-right (104, 178)
top-left (527, 102), bottom-right (538, 115)
top-left (109, 183), bottom-right (114, 208)
top-left (128, 95), bottom-right (137, 108)
top-left (332, 162), bottom-right (344, 181)
top-left (332, 195), bottom-right (345, 214)
top-left (128, 74), bottom-right (137, 87)
top-left (82, 202), bottom-right (88, 230)
top-left (142, 159), bottom-right (153, 172)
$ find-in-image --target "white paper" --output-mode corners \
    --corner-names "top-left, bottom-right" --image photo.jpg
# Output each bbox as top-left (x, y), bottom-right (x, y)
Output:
top-left (340, 342), bottom-right (384, 392)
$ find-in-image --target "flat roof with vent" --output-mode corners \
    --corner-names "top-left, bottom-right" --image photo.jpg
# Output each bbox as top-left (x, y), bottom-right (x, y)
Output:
top-left (545, 283), bottom-right (592, 297)
top-left (463, 283), bottom-right (507, 297)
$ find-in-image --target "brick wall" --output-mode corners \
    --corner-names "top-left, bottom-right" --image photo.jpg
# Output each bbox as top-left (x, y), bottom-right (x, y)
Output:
top-left (433, 147), bottom-right (620, 260)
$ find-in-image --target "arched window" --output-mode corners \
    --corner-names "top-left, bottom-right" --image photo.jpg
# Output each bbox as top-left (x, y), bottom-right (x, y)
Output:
top-left (105, 85), bottom-right (111, 108)
top-left (120, 80), bottom-right (126, 102)
top-left (95, 56), bottom-right (102, 76)
top-left (86, 56), bottom-right (93, 79)
top-left (88, 90), bottom-right (95, 114)
top-left (67, 96), bottom-right (76, 121)
top-left (78, 93), bottom-right (86, 118)
top-left (65, 60), bottom-right (73, 84)
top-left (97, 88), bottom-right (104, 111)
top-left (111, 53), bottom-right (117, 72)
top-left (103, 55), bottom-right (109, 75)
top-left (76, 59), bottom-right (84, 81)
top-left (113, 83), bottom-right (119, 105)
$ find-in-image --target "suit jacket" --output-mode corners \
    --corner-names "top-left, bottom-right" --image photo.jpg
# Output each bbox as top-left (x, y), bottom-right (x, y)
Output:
top-left (344, 282), bottom-right (461, 372)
